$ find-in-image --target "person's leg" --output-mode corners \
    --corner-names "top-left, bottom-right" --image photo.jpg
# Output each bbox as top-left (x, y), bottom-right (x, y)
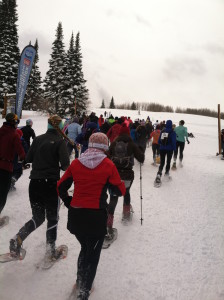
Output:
top-left (152, 144), bottom-right (156, 163)
top-left (107, 195), bottom-right (118, 232)
top-left (0, 169), bottom-right (12, 214)
top-left (165, 151), bottom-right (173, 174)
top-left (74, 144), bottom-right (79, 159)
top-left (179, 142), bottom-right (185, 161)
top-left (123, 180), bottom-right (133, 219)
top-left (10, 180), bottom-right (45, 255)
top-left (45, 180), bottom-right (60, 254)
top-left (158, 150), bottom-right (165, 175)
top-left (173, 142), bottom-right (179, 161)
top-left (75, 234), bottom-right (105, 298)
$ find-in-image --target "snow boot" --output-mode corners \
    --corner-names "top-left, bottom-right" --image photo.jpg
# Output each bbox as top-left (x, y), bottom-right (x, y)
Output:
top-left (9, 235), bottom-right (23, 257)
top-left (172, 161), bottom-right (176, 170)
top-left (107, 214), bottom-right (114, 234)
top-left (122, 204), bottom-right (131, 221)
top-left (155, 173), bottom-right (161, 183)
top-left (46, 242), bottom-right (61, 260)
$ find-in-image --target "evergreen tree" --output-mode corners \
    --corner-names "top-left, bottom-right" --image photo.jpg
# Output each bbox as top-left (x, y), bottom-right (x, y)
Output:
top-left (72, 32), bottom-right (89, 116)
top-left (109, 96), bottom-right (115, 109)
top-left (131, 101), bottom-right (137, 110)
top-left (100, 99), bottom-right (105, 108)
top-left (63, 32), bottom-right (78, 117)
top-left (23, 39), bottom-right (43, 111)
top-left (0, 0), bottom-right (20, 100)
top-left (43, 22), bottom-right (68, 116)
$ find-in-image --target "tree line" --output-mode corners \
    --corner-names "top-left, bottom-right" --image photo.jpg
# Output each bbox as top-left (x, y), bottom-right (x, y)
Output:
top-left (101, 98), bottom-right (224, 119)
top-left (0, 0), bottom-right (89, 117)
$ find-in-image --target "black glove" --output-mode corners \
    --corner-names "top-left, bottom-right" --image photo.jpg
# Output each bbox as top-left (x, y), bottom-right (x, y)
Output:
top-left (63, 196), bottom-right (72, 208)
top-left (187, 140), bottom-right (190, 144)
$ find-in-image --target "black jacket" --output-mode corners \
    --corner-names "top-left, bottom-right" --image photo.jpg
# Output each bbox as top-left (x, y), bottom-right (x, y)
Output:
top-left (26, 129), bottom-right (70, 180)
top-left (21, 125), bottom-right (36, 147)
top-left (108, 134), bottom-right (145, 181)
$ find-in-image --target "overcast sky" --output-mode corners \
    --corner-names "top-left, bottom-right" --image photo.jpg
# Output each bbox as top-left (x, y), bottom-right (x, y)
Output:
top-left (17, 0), bottom-right (224, 110)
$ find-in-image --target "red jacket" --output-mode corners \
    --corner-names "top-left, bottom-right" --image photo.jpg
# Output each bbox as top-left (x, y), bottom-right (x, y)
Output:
top-left (98, 116), bottom-right (104, 127)
top-left (57, 156), bottom-right (126, 209)
top-left (0, 123), bottom-right (26, 172)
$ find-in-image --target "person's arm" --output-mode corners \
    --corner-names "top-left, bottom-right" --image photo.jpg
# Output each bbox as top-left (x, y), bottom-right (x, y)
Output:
top-left (57, 166), bottom-right (73, 208)
top-left (59, 140), bottom-right (70, 171)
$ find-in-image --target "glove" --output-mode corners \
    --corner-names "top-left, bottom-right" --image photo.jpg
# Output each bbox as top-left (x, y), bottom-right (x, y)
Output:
top-left (187, 140), bottom-right (190, 144)
top-left (63, 196), bottom-right (72, 208)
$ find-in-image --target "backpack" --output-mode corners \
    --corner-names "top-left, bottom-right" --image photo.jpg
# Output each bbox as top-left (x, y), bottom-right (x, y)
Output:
top-left (112, 141), bottom-right (134, 169)
top-left (160, 131), bottom-right (170, 146)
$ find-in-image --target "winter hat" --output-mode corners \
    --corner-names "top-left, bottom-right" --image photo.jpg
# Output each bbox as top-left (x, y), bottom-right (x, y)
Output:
top-left (179, 120), bottom-right (185, 125)
top-left (16, 129), bottom-right (23, 138)
top-left (73, 116), bottom-right (79, 123)
top-left (6, 113), bottom-right (20, 124)
top-left (119, 123), bottom-right (130, 136)
top-left (26, 119), bottom-right (33, 126)
top-left (88, 132), bottom-right (109, 151)
top-left (48, 115), bottom-right (63, 130)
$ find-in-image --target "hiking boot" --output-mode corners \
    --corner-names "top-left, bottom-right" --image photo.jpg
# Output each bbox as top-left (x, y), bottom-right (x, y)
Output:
top-left (104, 231), bottom-right (114, 241)
top-left (10, 235), bottom-right (23, 257)
top-left (45, 242), bottom-right (61, 260)
top-left (155, 174), bottom-right (161, 183)
top-left (123, 205), bottom-right (131, 220)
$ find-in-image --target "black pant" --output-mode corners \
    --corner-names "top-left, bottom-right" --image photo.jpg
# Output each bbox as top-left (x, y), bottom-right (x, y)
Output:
top-left (0, 169), bottom-right (12, 214)
top-left (75, 233), bottom-right (104, 296)
top-left (17, 179), bottom-right (60, 245)
top-left (174, 141), bottom-right (185, 161)
top-left (67, 142), bottom-right (79, 158)
top-left (158, 150), bottom-right (173, 175)
top-left (152, 144), bottom-right (160, 158)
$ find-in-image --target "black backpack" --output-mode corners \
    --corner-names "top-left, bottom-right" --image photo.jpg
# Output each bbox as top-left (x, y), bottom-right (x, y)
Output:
top-left (112, 141), bottom-right (134, 169)
top-left (160, 131), bottom-right (170, 146)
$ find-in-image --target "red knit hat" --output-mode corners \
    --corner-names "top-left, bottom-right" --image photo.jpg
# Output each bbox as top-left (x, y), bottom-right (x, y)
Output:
top-left (119, 123), bottom-right (130, 136)
top-left (88, 132), bottom-right (109, 150)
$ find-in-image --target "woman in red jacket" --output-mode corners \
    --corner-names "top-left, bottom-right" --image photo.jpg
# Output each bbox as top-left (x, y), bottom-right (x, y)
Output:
top-left (0, 113), bottom-right (25, 226)
top-left (57, 132), bottom-right (125, 300)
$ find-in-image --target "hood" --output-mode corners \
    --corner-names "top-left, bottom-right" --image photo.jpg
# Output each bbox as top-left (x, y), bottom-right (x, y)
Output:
top-left (78, 148), bottom-right (106, 169)
top-left (166, 120), bottom-right (173, 132)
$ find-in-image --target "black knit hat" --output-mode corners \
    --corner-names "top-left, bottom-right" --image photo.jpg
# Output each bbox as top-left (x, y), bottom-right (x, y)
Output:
top-left (5, 113), bottom-right (20, 124)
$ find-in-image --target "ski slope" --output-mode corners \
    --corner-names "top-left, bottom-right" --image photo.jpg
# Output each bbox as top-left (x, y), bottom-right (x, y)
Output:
top-left (0, 109), bottom-right (224, 300)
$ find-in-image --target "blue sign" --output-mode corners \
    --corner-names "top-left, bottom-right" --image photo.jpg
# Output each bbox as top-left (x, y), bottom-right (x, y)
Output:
top-left (15, 45), bottom-right (36, 118)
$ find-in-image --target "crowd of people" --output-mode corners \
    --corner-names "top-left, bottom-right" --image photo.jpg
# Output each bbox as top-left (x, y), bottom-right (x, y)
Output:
top-left (0, 110), bottom-right (212, 300)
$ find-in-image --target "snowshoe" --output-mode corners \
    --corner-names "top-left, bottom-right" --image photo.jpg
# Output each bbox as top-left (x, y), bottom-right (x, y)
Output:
top-left (36, 244), bottom-right (68, 269)
top-left (154, 174), bottom-right (162, 187)
top-left (0, 248), bottom-right (26, 263)
top-left (102, 228), bottom-right (118, 249)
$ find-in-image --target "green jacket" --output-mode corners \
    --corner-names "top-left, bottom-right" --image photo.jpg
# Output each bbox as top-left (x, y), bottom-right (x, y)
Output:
top-left (174, 125), bottom-right (188, 143)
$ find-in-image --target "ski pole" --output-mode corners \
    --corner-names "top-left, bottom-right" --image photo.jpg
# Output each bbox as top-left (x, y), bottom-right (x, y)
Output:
top-left (140, 163), bottom-right (143, 225)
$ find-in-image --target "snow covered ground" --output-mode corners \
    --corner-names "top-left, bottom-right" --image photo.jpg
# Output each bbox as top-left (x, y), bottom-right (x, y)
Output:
top-left (0, 108), bottom-right (224, 300)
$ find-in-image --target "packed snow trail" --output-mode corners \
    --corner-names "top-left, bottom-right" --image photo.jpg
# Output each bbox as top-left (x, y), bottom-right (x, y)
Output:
top-left (0, 110), bottom-right (224, 300)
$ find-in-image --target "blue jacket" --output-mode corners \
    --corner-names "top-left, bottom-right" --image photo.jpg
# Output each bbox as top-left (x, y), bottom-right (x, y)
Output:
top-left (158, 120), bottom-right (176, 151)
top-left (65, 122), bottom-right (82, 142)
